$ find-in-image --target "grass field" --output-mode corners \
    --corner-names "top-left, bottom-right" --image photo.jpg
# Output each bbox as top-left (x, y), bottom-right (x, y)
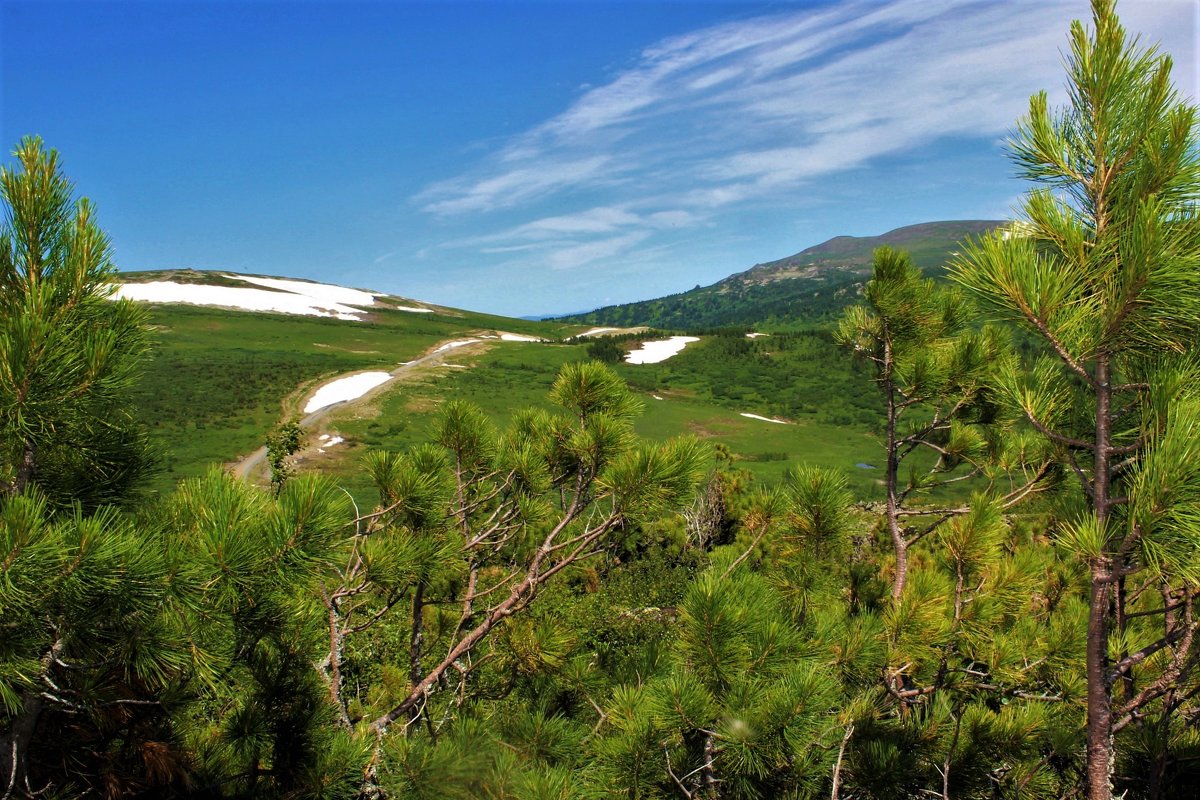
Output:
top-left (123, 273), bottom-right (949, 507)
top-left (125, 281), bottom-right (581, 493)
top-left (303, 338), bottom-right (894, 507)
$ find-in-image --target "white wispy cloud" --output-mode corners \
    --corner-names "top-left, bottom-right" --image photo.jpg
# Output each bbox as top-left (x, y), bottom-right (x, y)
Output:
top-left (547, 231), bottom-right (653, 270)
top-left (418, 155), bottom-right (614, 215)
top-left (421, 1), bottom-right (1192, 219)
top-left (478, 243), bottom-right (546, 255)
top-left (427, 204), bottom-right (704, 277)
top-left (506, 207), bottom-right (643, 239)
top-left (410, 5), bottom-right (945, 217)
top-left (411, 0), bottom-right (1194, 294)
top-left (496, 206), bottom-right (699, 241)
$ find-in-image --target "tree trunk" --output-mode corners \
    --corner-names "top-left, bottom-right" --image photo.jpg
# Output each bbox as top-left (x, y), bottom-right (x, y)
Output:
top-left (1086, 357), bottom-right (1113, 800)
top-left (830, 723), bottom-right (853, 800)
top-left (701, 732), bottom-right (719, 799)
top-left (1086, 569), bottom-right (1114, 800)
top-left (1, 641), bottom-right (60, 797)
top-left (409, 582), bottom-right (426, 688)
top-left (12, 439), bottom-right (35, 495)
top-left (0, 693), bottom-right (43, 798)
top-left (884, 366), bottom-right (906, 600)
top-left (321, 589), bottom-right (351, 728)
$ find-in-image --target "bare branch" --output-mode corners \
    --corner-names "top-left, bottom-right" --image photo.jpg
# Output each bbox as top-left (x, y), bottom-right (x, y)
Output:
top-left (720, 522), bottom-right (773, 580)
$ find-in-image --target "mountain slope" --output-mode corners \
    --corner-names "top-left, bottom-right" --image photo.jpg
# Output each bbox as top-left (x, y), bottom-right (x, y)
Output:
top-left (557, 220), bottom-right (1004, 329)
top-left (115, 269), bottom-right (581, 490)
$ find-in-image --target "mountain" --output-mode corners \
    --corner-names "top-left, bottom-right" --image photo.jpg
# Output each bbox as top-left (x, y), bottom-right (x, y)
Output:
top-left (556, 219), bottom-right (1005, 330)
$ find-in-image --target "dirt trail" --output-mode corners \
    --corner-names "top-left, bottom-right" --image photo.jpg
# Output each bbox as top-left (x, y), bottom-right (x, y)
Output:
top-left (229, 337), bottom-right (490, 482)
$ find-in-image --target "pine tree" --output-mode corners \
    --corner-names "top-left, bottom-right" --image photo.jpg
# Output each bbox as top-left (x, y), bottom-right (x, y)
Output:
top-left (837, 247), bottom-right (1048, 598)
top-left (593, 567), bottom-right (843, 799)
top-left (0, 137), bottom-right (171, 796)
top-left (0, 136), bottom-right (153, 507)
top-left (0, 139), bottom-right (365, 798)
top-left (0, 490), bottom-right (193, 796)
top-left (165, 470), bottom-right (366, 797)
top-left (952, 2), bottom-right (1200, 795)
top-left (266, 419), bottom-right (303, 495)
top-left (308, 362), bottom-right (706, 792)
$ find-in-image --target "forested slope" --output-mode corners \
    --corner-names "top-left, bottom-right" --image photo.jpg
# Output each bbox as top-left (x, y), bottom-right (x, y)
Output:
top-left (556, 220), bottom-right (1004, 329)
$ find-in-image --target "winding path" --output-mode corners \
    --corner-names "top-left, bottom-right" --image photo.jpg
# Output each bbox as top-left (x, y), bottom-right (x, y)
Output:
top-left (229, 337), bottom-right (491, 481)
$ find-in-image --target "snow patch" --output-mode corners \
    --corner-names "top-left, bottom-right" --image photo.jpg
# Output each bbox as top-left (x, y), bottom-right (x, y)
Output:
top-left (579, 327), bottom-right (617, 337)
top-left (114, 273), bottom-right (380, 320)
top-left (625, 336), bottom-right (699, 365)
top-left (304, 372), bottom-right (392, 414)
top-left (393, 305), bottom-right (435, 314)
top-left (500, 333), bottom-right (542, 342)
top-left (746, 332), bottom-right (769, 339)
top-left (231, 275), bottom-right (376, 307)
top-left (740, 413), bottom-right (790, 425)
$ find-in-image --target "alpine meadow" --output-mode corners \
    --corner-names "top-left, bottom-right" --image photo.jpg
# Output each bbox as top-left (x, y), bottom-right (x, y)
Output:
top-left (4, 1), bottom-right (1200, 799)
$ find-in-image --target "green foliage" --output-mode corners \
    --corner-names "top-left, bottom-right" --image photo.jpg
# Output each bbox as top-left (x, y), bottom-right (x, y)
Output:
top-left (0, 470), bottom-right (364, 797)
top-left (0, 136), bottom-right (154, 507)
top-left (8, 6), bottom-right (1200, 794)
top-left (780, 464), bottom-right (854, 556)
top-left (557, 221), bottom-right (1004, 330)
top-left (952, 2), bottom-right (1200, 794)
top-left (266, 419), bottom-right (303, 494)
top-left (592, 568), bottom-right (844, 799)
top-left (585, 337), bottom-right (624, 363)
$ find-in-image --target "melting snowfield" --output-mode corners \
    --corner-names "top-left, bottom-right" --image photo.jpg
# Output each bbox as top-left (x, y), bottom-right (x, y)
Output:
top-left (304, 372), bottom-right (392, 414)
top-left (114, 274), bottom-right (385, 320)
top-left (624, 336), bottom-right (700, 365)
top-left (579, 327), bottom-right (618, 337)
top-left (500, 333), bottom-right (542, 342)
top-left (740, 413), bottom-right (790, 425)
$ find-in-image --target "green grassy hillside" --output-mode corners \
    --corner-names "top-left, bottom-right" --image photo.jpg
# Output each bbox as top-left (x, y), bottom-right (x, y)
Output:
top-left (556, 219), bottom-right (1004, 329)
top-left (116, 263), bottom-right (973, 508)
top-left (119, 269), bottom-right (944, 506)
top-left (119, 270), bottom-right (581, 491)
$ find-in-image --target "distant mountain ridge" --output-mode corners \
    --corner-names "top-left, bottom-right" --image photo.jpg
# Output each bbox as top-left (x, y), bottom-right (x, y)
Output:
top-left (556, 219), bottom-right (1005, 330)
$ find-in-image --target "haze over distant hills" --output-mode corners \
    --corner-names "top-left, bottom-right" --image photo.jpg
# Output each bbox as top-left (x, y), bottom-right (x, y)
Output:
top-left (556, 220), bottom-right (1005, 329)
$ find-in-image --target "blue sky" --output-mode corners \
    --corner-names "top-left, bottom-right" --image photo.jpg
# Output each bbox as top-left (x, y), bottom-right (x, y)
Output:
top-left (2, 1), bottom-right (1196, 317)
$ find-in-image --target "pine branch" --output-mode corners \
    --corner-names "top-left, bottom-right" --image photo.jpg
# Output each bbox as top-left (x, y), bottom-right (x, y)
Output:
top-left (1025, 408), bottom-right (1096, 450)
top-left (1017, 303), bottom-right (1096, 387)
top-left (1107, 623), bottom-right (1196, 683)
